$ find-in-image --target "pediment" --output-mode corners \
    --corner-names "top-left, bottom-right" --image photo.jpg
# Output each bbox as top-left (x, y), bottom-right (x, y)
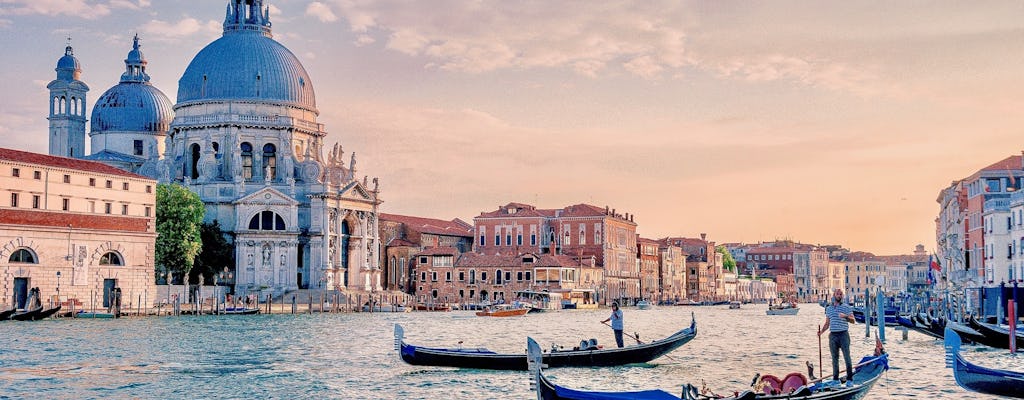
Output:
top-left (233, 187), bottom-right (300, 206)
top-left (338, 181), bottom-right (375, 202)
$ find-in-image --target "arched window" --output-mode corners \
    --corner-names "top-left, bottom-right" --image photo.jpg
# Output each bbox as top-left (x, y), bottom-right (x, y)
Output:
top-left (263, 143), bottom-right (277, 181)
top-left (99, 252), bottom-right (122, 266)
top-left (190, 143), bottom-right (201, 179)
top-left (52, 97), bottom-right (59, 114)
top-left (9, 249), bottom-right (36, 263)
top-left (240, 142), bottom-right (253, 180)
top-left (248, 211), bottom-right (286, 231)
top-left (71, 97), bottom-right (78, 115)
top-left (495, 269), bottom-right (503, 284)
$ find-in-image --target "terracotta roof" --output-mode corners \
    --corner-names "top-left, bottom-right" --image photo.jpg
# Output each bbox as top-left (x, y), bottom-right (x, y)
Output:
top-left (980, 155), bottom-right (1023, 172)
top-left (387, 238), bottom-right (418, 247)
top-left (379, 213), bottom-right (473, 237)
top-left (558, 203), bottom-right (608, 217)
top-left (0, 208), bottom-right (152, 233)
top-left (477, 202), bottom-right (555, 218)
top-left (0, 147), bottom-right (149, 179)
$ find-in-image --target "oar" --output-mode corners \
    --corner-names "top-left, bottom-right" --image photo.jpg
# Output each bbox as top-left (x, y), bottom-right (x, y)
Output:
top-left (817, 325), bottom-right (823, 380)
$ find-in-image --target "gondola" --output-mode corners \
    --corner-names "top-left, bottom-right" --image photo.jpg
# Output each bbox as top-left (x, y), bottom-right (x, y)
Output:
top-left (222, 307), bottom-right (260, 315)
top-left (851, 307), bottom-right (899, 326)
top-left (11, 305), bottom-right (62, 321)
top-left (766, 303), bottom-right (799, 316)
top-left (944, 328), bottom-right (1024, 398)
top-left (965, 315), bottom-right (1024, 350)
top-left (527, 337), bottom-right (889, 400)
top-left (0, 307), bottom-right (16, 321)
top-left (895, 314), bottom-right (944, 339)
top-left (395, 313), bottom-right (696, 370)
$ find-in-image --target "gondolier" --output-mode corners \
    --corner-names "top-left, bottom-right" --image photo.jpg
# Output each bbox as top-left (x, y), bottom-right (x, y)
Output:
top-left (602, 302), bottom-right (624, 348)
top-left (819, 288), bottom-right (856, 384)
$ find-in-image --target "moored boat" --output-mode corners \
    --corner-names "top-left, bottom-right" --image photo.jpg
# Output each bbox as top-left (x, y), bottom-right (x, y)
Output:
top-left (222, 307), bottom-right (260, 315)
top-left (728, 301), bottom-right (741, 309)
top-left (74, 310), bottom-right (118, 319)
top-left (395, 312), bottom-right (696, 370)
top-left (965, 315), bottom-right (1024, 350)
top-left (944, 327), bottom-right (1024, 398)
top-left (0, 307), bottom-right (15, 321)
top-left (636, 300), bottom-right (653, 310)
top-left (414, 303), bottom-right (451, 312)
top-left (12, 305), bottom-right (62, 321)
top-left (527, 336), bottom-right (889, 400)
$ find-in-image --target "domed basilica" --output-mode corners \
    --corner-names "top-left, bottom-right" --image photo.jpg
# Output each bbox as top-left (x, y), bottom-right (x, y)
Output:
top-left (46, 0), bottom-right (383, 297)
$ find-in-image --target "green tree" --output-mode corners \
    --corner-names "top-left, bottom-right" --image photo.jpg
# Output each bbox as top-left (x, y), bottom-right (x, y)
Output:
top-left (717, 246), bottom-right (736, 272)
top-left (155, 183), bottom-right (205, 284)
top-left (191, 220), bottom-right (235, 285)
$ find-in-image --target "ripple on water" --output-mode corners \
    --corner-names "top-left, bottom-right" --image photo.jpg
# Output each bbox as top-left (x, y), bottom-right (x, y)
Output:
top-left (0, 306), bottom-right (1015, 399)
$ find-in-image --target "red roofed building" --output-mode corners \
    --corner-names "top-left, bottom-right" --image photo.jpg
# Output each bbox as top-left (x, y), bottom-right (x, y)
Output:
top-left (0, 148), bottom-right (156, 310)
top-left (473, 202), bottom-right (638, 305)
top-left (378, 213), bottom-right (473, 293)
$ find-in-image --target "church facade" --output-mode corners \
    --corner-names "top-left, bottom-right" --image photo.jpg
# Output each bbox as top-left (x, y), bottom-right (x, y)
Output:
top-left (46, 0), bottom-right (383, 297)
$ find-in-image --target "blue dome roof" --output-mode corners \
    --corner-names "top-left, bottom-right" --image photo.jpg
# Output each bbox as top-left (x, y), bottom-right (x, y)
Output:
top-left (56, 45), bottom-right (82, 81)
top-left (177, 32), bottom-right (317, 111)
top-left (91, 83), bottom-right (174, 133)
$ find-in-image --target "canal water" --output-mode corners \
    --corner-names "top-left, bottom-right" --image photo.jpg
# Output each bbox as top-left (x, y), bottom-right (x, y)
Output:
top-left (0, 304), bottom-right (1016, 399)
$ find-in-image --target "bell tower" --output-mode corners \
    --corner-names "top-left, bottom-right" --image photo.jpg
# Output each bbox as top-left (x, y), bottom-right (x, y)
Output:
top-left (47, 39), bottom-right (89, 158)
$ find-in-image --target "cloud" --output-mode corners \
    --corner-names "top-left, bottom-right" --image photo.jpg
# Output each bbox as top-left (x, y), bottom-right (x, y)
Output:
top-left (139, 17), bottom-right (221, 40)
top-left (0, 0), bottom-right (111, 19)
top-left (306, 2), bottom-right (338, 23)
top-left (316, 0), bottom-right (691, 78)
top-left (0, 18), bottom-right (11, 29)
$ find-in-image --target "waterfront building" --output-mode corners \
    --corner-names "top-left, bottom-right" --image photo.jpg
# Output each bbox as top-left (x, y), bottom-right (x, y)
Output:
top-left (42, 0), bottom-right (384, 297)
top-left (828, 260), bottom-right (846, 297)
top-left (637, 237), bottom-right (660, 301)
top-left (937, 155), bottom-right (1024, 288)
top-left (656, 239), bottom-right (686, 303)
top-left (378, 213), bottom-right (473, 293)
top-left (410, 249), bottom-right (593, 306)
top-left (666, 235), bottom-right (718, 301)
top-left (0, 147), bottom-right (156, 310)
top-left (844, 255), bottom-right (886, 301)
top-left (473, 202), bottom-right (638, 304)
top-left (983, 197), bottom-right (1012, 285)
top-left (1009, 190), bottom-right (1024, 283)
top-left (936, 180), bottom-right (967, 285)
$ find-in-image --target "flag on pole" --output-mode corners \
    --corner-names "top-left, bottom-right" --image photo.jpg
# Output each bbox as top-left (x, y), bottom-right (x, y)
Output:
top-left (927, 255), bottom-right (938, 286)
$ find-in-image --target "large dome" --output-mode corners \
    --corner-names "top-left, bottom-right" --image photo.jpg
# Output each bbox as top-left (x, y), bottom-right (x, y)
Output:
top-left (91, 83), bottom-right (174, 133)
top-left (177, 33), bottom-right (317, 112)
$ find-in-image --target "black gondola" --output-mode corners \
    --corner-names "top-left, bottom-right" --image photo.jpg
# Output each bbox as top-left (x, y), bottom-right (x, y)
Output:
top-left (944, 327), bottom-right (1024, 398)
top-left (11, 305), bottom-right (62, 321)
top-left (895, 314), bottom-right (944, 339)
top-left (526, 337), bottom-right (889, 400)
top-left (395, 313), bottom-right (696, 370)
top-left (965, 315), bottom-right (1024, 350)
top-left (0, 307), bottom-right (16, 321)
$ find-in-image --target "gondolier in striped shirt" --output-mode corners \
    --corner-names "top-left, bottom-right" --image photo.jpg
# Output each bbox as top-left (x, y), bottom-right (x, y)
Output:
top-left (818, 288), bottom-right (856, 384)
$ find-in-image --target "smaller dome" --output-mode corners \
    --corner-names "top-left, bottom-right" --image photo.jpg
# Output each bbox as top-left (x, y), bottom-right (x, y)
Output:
top-left (56, 45), bottom-right (82, 81)
top-left (91, 83), bottom-right (174, 133)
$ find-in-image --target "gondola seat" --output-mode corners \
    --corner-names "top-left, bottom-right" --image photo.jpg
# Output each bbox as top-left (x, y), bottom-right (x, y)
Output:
top-left (781, 372), bottom-right (808, 393)
top-left (759, 374), bottom-right (783, 394)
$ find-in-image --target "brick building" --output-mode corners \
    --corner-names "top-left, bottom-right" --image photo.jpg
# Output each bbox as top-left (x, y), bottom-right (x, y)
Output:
top-left (378, 213), bottom-right (473, 293)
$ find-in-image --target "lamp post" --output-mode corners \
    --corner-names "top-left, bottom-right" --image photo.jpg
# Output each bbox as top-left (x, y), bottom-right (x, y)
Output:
top-left (56, 271), bottom-right (61, 303)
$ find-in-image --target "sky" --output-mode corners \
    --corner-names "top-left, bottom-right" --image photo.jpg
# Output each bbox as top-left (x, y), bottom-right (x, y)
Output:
top-left (1, 1), bottom-right (1023, 255)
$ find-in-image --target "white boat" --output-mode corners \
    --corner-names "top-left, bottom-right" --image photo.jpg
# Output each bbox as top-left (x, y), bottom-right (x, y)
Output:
top-left (636, 299), bottom-right (654, 310)
top-left (766, 302), bottom-right (800, 315)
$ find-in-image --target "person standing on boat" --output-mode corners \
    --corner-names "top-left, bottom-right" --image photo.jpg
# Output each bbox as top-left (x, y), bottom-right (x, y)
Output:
top-left (602, 302), bottom-right (624, 348)
top-left (818, 288), bottom-right (856, 384)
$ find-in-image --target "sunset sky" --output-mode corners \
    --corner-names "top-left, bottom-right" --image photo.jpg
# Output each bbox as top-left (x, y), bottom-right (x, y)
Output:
top-left (1, 1), bottom-right (1022, 255)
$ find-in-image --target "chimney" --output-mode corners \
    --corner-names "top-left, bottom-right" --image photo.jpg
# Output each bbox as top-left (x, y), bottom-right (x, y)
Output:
top-left (700, 233), bottom-right (707, 241)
